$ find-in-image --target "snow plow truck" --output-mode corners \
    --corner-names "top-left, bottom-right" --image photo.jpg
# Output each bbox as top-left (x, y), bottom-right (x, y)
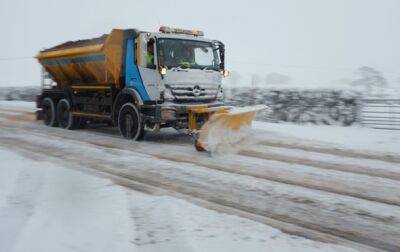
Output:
top-left (35, 26), bottom-right (266, 151)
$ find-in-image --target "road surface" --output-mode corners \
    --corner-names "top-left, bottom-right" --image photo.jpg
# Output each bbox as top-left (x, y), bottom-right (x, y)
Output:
top-left (0, 102), bottom-right (399, 251)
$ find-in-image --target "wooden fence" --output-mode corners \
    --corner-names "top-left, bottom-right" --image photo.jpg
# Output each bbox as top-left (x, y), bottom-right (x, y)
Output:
top-left (360, 99), bottom-right (400, 130)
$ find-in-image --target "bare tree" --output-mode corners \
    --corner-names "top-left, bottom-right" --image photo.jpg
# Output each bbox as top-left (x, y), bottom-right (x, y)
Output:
top-left (351, 66), bottom-right (387, 94)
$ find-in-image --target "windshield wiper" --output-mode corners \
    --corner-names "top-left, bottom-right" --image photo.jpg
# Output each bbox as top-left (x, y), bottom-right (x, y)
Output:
top-left (202, 66), bottom-right (218, 71)
top-left (170, 66), bottom-right (182, 71)
top-left (170, 65), bottom-right (189, 72)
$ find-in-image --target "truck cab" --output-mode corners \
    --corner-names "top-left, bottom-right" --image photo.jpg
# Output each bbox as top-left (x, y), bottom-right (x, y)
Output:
top-left (36, 26), bottom-right (229, 143)
top-left (136, 27), bottom-right (226, 105)
top-left (126, 27), bottom-right (228, 131)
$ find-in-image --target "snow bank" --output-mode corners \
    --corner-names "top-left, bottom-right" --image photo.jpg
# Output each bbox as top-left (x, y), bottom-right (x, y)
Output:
top-left (0, 148), bottom-right (135, 252)
top-left (253, 121), bottom-right (400, 155)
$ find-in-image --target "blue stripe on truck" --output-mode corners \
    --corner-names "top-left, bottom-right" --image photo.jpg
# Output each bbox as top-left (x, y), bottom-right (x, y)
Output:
top-left (124, 39), bottom-right (150, 101)
top-left (40, 54), bottom-right (105, 66)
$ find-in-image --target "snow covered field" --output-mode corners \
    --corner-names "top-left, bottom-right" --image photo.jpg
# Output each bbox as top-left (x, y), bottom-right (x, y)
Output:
top-left (1, 101), bottom-right (400, 251)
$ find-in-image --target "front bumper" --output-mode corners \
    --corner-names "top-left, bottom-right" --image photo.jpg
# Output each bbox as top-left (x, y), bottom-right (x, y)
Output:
top-left (160, 100), bottom-right (224, 117)
top-left (140, 101), bottom-right (225, 129)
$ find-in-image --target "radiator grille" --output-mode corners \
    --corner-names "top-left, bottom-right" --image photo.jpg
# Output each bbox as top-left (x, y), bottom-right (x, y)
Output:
top-left (169, 84), bottom-right (218, 101)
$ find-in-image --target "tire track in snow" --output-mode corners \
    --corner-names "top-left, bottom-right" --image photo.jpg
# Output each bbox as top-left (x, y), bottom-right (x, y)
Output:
top-left (256, 139), bottom-right (400, 163)
top-left (239, 146), bottom-right (400, 181)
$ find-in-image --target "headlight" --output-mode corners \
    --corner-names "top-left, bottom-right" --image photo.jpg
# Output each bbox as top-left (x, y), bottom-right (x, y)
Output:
top-left (221, 69), bottom-right (229, 78)
top-left (163, 88), bottom-right (175, 101)
top-left (160, 67), bottom-right (167, 75)
top-left (216, 86), bottom-right (224, 101)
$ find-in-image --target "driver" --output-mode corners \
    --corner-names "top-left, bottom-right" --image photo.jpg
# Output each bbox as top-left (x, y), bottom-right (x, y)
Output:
top-left (178, 48), bottom-right (194, 67)
top-left (146, 43), bottom-right (155, 67)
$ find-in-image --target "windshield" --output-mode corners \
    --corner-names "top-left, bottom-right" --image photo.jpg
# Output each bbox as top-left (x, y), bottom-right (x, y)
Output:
top-left (157, 38), bottom-right (221, 70)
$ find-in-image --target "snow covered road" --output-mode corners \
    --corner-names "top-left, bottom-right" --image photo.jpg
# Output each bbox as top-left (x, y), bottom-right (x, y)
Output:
top-left (2, 148), bottom-right (350, 252)
top-left (1, 101), bottom-right (400, 251)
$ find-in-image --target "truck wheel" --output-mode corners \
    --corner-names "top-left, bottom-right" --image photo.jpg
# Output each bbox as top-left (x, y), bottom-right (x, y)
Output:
top-left (57, 99), bottom-right (79, 129)
top-left (42, 97), bottom-right (57, 127)
top-left (118, 103), bottom-right (145, 140)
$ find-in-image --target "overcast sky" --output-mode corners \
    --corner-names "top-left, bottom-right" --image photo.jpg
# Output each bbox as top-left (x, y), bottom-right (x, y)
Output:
top-left (0, 0), bottom-right (399, 87)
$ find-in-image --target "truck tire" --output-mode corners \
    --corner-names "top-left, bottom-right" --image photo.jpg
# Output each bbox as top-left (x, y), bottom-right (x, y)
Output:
top-left (42, 97), bottom-right (57, 127)
top-left (56, 99), bottom-right (80, 129)
top-left (118, 103), bottom-right (145, 140)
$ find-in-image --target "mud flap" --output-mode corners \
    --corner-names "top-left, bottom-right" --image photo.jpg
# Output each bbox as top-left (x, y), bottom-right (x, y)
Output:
top-left (36, 110), bottom-right (43, 120)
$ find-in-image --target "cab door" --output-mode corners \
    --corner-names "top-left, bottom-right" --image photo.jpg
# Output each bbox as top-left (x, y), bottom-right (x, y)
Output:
top-left (137, 34), bottom-right (163, 101)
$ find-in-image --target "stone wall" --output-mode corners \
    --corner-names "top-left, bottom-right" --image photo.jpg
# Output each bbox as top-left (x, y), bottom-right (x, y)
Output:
top-left (225, 88), bottom-right (361, 126)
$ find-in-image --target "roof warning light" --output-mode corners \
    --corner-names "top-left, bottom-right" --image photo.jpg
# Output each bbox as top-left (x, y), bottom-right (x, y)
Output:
top-left (159, 26), bottom-right (204, 37)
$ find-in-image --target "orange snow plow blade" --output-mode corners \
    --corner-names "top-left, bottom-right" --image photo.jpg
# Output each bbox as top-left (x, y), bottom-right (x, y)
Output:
top-left (188, 105), bottom-right (268, 152)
